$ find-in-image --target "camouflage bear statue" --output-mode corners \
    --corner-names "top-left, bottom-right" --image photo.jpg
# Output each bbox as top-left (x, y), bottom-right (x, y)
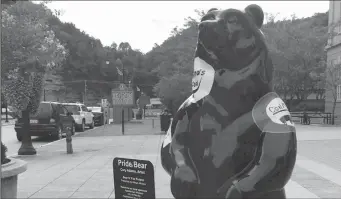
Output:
top-left (160, 4), bottom-right (297, 199)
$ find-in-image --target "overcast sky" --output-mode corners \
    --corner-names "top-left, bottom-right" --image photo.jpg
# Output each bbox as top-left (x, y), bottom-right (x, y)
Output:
top-left (43, 1), bottom-right (329, 53)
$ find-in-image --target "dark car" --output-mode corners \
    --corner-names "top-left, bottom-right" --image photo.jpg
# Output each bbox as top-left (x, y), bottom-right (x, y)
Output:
top-left (15, 101), bottom-right (75, 141)
top-left (87, 106), bottom-right (104, 126)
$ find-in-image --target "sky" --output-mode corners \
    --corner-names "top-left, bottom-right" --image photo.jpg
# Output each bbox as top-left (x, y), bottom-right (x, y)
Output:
top-left (43, 1), bottom-right (329, 53)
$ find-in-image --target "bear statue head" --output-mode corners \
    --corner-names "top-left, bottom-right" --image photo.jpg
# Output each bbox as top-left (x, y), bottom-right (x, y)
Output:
top-left (191, 4), bottom-right (273, 113)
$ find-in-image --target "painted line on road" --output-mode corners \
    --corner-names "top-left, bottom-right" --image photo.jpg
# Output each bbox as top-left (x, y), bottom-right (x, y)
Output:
top-left (285, 179), bottom-right (320, 198)
top-left (296, 155), bottom-right (341, 187)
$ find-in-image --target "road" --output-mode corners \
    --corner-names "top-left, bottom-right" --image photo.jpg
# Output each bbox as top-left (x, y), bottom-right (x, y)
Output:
top-left (1, 124), bottom-right (96, 157)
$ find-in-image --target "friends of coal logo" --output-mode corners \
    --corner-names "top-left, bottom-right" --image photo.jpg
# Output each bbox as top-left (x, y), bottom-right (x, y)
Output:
top-left (113, 157), bottom-right (155, 199)
top-left (192, 69), bottom-right (206, 89)
top-left (265, 98), bottom-right (293, 126)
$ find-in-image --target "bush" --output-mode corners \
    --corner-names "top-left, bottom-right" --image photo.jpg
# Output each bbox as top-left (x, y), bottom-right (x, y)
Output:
top-left (1, 142), bottom-right (9, 165)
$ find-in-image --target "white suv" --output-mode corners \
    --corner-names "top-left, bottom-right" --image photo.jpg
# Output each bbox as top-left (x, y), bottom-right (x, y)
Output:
top-left (62, 103), bottom-right (94, 132)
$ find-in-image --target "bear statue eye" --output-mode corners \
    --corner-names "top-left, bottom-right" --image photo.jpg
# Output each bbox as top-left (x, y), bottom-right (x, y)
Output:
top-left (227, 16), bottom-right (238, 24)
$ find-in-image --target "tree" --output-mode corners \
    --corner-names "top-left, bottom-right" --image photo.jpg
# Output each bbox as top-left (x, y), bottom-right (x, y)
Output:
top-left (324, 62), bottom-right (341, 124)
top-left (153, 73), bottom-right (192, 115)
top-left (263, 13), bottom-right (328, 105)
top-left (2, 1), bottom-right (67, 155)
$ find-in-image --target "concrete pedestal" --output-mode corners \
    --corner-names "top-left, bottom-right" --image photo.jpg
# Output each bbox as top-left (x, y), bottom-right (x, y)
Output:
top-left (1, 158), bottom-right (27, 199)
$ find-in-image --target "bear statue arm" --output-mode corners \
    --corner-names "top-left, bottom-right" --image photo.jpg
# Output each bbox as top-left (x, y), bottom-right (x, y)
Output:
top-left (170, 101), bottom-right (198, 171)
top-left (231, 122), bottom-right (297, 196)
top-left (227, 92), bottom-right (297, 197)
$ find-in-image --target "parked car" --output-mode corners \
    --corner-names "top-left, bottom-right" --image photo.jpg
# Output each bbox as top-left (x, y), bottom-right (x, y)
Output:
top-left (62, 102), bottom-right (94, 132)
top-left (87, 106), bottom-right (104, 126)
top-left (14, 101), bottom-right (75, 141)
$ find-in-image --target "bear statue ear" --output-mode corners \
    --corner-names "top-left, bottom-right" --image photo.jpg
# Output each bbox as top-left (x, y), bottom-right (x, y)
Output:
top-left (208, 8), bottom-right (218, 13)
top-left (245, 4), bottom-right (264, 29)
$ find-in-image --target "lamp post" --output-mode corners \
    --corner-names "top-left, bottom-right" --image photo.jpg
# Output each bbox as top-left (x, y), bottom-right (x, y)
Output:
top-left (44, 79), bottom-right (53, 101)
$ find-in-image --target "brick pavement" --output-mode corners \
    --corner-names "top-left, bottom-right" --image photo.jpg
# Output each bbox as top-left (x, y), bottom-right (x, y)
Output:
top-left (9, 122), bottom-right (341, 198)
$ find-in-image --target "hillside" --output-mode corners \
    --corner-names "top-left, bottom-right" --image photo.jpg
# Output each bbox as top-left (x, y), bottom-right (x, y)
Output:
top-left (45, 14), bottom-right (156, 103)
top-left (146, 11), bottom-right (328, 112)
top-left (42, 6), bottom-right (328, 110)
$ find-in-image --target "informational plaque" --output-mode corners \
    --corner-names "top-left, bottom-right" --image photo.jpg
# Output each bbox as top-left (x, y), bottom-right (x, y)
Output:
top-left (113, 157), bottom-right (155, 199)
top-left (111, 83), bottom-right (134, 107)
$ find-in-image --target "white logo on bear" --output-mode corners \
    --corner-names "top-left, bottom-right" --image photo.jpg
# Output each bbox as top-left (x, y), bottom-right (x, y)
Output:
top-left (266, 98), bottom-right (294, 126)
top-left (190, 57), bottom-right (215, 103)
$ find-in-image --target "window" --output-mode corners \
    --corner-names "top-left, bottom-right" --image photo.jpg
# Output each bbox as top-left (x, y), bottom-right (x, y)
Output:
top-left (331, 59), bottom-right (337, 67)
top-left (64, 105), bottom-right (80, 115)
top-left (337, 85), bottom-right (341, 100)
top-left (31, 102), bottom-right (52, 117)
top-left (60, 106), bottom-right (68, 115)
top-left (81, 106), bottom-right (88, 112)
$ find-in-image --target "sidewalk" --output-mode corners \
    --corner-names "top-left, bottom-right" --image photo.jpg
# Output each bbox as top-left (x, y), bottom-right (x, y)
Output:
top-left (1, 119), bottom-right (15, 126)
top-left (14, 120), bottom-right (171, 198)
top-left (11, 123), bottom-right (341, 198)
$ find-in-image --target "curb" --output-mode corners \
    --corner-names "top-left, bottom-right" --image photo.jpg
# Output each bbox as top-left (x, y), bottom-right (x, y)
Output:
top-left (7, 132), bottom-right (82, 158)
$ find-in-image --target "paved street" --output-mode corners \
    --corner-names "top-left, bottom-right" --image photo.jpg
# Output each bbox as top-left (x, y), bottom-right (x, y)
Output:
top-left (6, 121), bottom-right (341, 198)
top-left (1, 125), bottom-right (49, 157)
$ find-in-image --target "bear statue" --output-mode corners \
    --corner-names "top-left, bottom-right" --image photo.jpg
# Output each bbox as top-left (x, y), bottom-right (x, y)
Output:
top-left (160, 4), bottom-right (297, 199)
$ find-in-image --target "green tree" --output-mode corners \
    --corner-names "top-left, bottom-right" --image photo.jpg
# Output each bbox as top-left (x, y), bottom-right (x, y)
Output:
top-left (153, 73), bottom-right (192, 114)
top-left (324, 62), bottom-right (341, 124)
top-left (263, 13), bottom-right (328, 104)
top-left (1, 1), bottom-right (67, 155)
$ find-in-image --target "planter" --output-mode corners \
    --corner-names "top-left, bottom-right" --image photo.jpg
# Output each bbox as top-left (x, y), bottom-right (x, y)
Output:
top-left (1, 158), bottom-right (27, 199)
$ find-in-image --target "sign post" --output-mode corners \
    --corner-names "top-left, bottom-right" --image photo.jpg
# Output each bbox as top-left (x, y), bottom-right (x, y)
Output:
top-left (111, 83), bottom-right (134, 135)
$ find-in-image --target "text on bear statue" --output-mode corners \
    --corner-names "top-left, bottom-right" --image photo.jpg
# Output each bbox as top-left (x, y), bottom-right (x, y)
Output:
top-left (268, 101), bottom-right (288, 115)
top-left (192, 69), bottom-right (206, 89)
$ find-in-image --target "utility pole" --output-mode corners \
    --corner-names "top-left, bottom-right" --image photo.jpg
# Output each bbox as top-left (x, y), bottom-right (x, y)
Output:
top-left (122, 64), bottom-right (125, 84)
top-left (84, 80), bottom-right (87, 105)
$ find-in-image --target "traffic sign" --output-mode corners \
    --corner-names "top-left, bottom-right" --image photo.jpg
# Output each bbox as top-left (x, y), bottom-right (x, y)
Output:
top-left (111, 84), bottom-right (134, 106)
top-left (101, 99), bottom-right (108, 107)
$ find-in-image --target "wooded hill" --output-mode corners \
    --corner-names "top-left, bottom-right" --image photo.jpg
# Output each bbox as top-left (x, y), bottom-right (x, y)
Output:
top-left (4, 1), bottom-right (328, 111)
top-left (149, 11), bottom-right (329, 112)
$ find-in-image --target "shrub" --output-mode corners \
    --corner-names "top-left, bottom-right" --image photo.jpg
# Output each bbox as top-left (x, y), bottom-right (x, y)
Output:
top-left (1, 142), bottom-right (9, 165)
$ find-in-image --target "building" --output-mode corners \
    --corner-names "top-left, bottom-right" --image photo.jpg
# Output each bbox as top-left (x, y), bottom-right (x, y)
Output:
top-left (325, 1), bottom-right (341, 124)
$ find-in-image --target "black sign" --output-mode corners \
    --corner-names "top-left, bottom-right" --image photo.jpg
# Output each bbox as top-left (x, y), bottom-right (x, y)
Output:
top-left (113, 157), bottom-right (155, 199)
